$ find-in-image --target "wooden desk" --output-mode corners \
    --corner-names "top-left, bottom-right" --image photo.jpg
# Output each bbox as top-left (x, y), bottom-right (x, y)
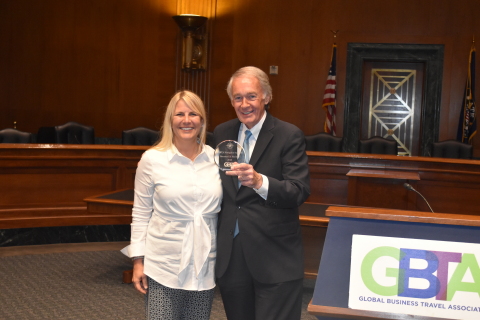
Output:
top-left (0, 144), bottom-right (146, 228)
top-left (308, 151), bottom-right (480, 215)
top-left (84, 189), bottom-right (329, 278)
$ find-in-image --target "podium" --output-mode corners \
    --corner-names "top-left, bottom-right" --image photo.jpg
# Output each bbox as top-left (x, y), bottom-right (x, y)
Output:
top-left (308, 206), bottom-right (480, 320)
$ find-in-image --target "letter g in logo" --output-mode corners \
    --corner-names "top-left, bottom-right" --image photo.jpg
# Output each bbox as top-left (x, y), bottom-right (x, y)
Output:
top-left (361, 246), bottom-right (401, 296)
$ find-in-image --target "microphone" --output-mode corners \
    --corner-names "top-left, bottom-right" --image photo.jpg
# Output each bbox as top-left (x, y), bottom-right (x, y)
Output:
top-left (403, 183), bottom-right (434, 213)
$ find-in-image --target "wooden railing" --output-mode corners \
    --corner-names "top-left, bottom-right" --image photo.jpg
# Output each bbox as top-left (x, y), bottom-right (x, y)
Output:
top-left (2, 145), bottom-right (480, 229)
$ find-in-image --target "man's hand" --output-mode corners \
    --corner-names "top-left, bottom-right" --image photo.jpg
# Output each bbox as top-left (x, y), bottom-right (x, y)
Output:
top-left (226, 163), bottom-right (263, 189)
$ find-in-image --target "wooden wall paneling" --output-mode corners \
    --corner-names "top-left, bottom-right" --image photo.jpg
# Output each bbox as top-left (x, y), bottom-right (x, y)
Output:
top-left (208, 0), bottom-right (480, 156)
top-left (271, 0), bottom-right (325, 133)
top-left (211, 0), bottom-right (328, 133)
top-left (0, 0), bottom-right (178, 138)
top-left (1, 1), bottom-right (480, 154)
top-left (173, 0), bottom-right (218, 118)
top-left (208, 0), bottom-right (237, 128)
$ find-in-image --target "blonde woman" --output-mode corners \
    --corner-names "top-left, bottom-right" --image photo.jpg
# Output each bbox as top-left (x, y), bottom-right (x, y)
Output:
top-left (122, 90), bottom-right (222, 319)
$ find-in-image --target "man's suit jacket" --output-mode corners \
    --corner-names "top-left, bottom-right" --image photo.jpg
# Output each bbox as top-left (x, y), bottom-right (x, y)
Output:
top-left (213, 113), bottom-right (310, 284)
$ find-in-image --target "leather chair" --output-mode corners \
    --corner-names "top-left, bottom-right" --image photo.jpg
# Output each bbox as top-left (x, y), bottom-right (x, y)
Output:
top-left (122, 127), bottom-right (159, 146)
top-left (358, 136), bottom-right (397, 155)
top-left (206, 131), bottom-right (216, 149)
top-left (432, 140), bottom-right (473, 159)
top-left (54, 122), bottom-right (95, 144)
top-left (305, 132), bottom-right (343, 152)
top-left (0, 128), bottom-right (33, 143)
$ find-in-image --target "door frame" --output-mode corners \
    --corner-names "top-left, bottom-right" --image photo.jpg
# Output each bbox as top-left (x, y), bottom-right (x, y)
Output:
top-left (343, 43), bottom-right (444, 156)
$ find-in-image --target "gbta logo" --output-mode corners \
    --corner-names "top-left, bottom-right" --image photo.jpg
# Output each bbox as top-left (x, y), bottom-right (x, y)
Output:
top-left (361, 247), bottom-right (480, 301)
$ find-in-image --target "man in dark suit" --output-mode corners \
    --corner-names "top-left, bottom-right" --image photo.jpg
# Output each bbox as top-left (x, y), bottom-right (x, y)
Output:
top-left (214, 66), bottom-right (310, 320)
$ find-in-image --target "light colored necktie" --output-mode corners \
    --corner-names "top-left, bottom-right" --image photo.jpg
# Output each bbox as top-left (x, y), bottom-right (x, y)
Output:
top-left (242, 130), bottom-right (252, 164)
top-left (234, 130), bottom-right (252, 237)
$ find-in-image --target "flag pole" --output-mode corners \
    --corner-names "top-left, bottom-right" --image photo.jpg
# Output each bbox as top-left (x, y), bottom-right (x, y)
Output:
top-left (323, 31), bottom-right (339, 136)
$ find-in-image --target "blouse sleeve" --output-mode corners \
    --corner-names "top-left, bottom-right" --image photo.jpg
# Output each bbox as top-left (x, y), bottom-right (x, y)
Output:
top-left (121, 151), bottom-right (154, 258)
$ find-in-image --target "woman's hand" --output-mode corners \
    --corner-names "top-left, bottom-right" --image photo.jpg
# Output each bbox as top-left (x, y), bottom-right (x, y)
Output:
top-left (132, 258), bottom-right (148, 294)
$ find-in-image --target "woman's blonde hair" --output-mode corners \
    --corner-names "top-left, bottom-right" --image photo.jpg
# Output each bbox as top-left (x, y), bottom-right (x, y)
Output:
top-left (152, 90), bottom-right (207, 151)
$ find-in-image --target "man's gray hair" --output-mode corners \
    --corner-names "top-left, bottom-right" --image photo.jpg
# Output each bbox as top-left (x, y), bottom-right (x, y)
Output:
top-left (226, 66), bottom-right (273, 107)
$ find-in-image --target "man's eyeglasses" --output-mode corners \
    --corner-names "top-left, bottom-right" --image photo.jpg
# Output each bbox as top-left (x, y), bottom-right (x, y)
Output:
top-left (232, 94), bottom-right (259, 103)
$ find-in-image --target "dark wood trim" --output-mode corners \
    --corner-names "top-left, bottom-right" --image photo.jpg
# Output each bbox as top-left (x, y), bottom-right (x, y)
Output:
top-left (327, 206), bottom-right (480, 227)
top-left (347, 169), bottom-right (420, 180)
top-left (344, 43), bottom-right (444, 157)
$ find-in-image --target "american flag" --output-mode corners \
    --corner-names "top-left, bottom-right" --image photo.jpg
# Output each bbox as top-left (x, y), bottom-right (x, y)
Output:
top-left (323, 44), bottom-right (337, 136)
top-left (457, 42), bottom-right (477, 144)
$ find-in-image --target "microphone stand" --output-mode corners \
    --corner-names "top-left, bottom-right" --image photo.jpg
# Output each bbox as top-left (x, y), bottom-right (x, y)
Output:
top-left (403, 183), bottom-right (434, 213)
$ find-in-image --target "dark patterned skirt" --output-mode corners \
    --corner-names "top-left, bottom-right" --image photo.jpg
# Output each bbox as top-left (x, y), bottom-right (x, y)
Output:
top-left (145, 277), bottom-right (215, 320)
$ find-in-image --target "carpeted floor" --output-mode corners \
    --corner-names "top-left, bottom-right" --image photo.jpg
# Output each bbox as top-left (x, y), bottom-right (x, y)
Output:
top-left (0, 243), bottom-right (317, 320)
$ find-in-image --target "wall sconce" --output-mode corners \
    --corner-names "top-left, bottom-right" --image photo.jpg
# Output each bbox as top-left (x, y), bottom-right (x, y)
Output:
top-left (173, 14), bottom-right (208, 71)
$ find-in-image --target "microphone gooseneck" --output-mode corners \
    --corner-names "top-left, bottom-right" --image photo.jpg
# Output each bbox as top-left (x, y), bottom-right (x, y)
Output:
top-left (403, 183), bottom-right (434, 213)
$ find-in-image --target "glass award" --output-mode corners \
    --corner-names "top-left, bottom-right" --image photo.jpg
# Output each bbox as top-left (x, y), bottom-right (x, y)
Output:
top-left (214, 140), bottom-right (246, 171)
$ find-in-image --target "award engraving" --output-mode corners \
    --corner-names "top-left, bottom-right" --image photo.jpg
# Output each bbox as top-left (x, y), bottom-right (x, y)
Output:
top-left (214, 140), bottom-right (246, 171)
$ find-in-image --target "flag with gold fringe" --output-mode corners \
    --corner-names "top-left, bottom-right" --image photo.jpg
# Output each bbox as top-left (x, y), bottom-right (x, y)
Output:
top-left (323, 44), bottom-right (337, 136)
top-left (457, 41), bottom-right (477, 143)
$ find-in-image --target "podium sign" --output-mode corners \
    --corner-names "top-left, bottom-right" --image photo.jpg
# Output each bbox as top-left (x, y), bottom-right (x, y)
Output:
top-left (349, 235), bottom-right (480, 319)
top-left (308, 206), bottom-right (480, 320)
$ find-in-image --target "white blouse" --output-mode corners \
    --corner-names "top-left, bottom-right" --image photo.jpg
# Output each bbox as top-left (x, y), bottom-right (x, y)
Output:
top-left (121, 145), bottom-right (222, 291)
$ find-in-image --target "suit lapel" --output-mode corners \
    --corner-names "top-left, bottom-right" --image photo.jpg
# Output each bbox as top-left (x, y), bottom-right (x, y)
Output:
top-left (249, 113), bottom-right (274, 167)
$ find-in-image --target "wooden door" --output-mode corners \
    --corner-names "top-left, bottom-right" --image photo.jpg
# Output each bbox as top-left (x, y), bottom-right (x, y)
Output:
top-left (361, 62), bottom-right (424, 156)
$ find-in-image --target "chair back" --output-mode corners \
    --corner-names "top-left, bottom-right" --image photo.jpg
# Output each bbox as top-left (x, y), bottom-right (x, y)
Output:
top-left (0, 128), bottom-right (33, 143)
top-left (305, 133), bottom-right (343, 152)
top-left (54, 122), bottom-right (95, 144)
top-left (432, 140), bottom-right (473, 159)
top-left (358, 136), bottom-right (397, 155)
top-left (122, 127), bottom-right (159, 146)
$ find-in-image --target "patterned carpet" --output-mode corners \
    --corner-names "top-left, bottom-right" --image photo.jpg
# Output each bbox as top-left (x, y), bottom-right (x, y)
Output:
top-left (0, 248), bottom-right (316, 320)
